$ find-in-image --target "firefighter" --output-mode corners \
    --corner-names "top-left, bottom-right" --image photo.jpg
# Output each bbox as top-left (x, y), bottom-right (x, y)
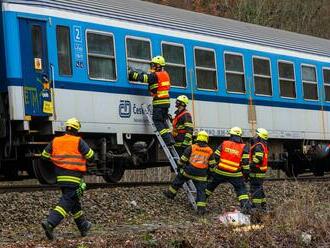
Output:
top-left (129, 56), bottom-right (175, 146)
top-left (41, 118), bottom-right (95, 240)
top-left (249, 128), bottom-right (269, 211)
top-left (171, 95), bottom-right (193, 156)
top-left (163, 131), bottom-right (216, 215)
top-left (205, 127), bottom-right (251, 213)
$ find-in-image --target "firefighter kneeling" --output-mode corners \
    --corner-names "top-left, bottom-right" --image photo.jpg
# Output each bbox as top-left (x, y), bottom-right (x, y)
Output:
top-left (163, 131), bottom-right (216, 215)
top-left (249, 128), bottom-right (269, 211)
top-left (206, 127), bottom-right (251, 214)
top-left (41, 118), bottom-right (95, 240)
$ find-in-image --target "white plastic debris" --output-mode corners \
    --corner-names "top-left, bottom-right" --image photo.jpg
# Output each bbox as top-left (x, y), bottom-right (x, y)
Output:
top-left (301, 232), bottom-right (312, 245)
top-left (218, 210), bottom-right (251, 226)
top-left (130, 200), bottom-right (138, 207)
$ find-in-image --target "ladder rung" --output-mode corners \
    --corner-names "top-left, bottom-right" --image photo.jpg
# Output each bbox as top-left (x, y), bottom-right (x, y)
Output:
top-left (142, 104), bottom-right (197, 210)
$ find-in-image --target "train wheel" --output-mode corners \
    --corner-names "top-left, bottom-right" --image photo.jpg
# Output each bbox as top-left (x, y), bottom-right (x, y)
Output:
top-left (33, 158), bottom-right (56, 185)
top-left (313, 160), bottom-right (325, 176)
top-left (3, 161), bottom-right (19, 181)
top-left (284, 162), bottom-right (299, 178)
top-left (102, 159), bottom-right (125, 183)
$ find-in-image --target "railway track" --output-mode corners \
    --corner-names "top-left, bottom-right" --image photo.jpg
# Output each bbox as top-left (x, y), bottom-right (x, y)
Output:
top-left (1, 175), bottom-right (330, 194)
top-left (0, 181), bottom-right (171, 194)
top-left (266, 175), bottom-right (330, 182)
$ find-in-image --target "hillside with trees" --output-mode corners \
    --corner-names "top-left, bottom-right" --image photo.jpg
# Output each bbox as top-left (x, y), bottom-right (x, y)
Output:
top-left (146, 0), bottom-right (330, 39)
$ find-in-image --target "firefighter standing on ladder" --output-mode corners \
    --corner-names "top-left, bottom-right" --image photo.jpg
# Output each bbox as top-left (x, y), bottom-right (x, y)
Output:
top-left (41, 118), bottom-right (95, 240)
top-left (171, 95), bottom-right (194, 156)
top-left (249, 128), bottom-right (269, 211)
top-left (129, 56), bottom-right (175, 146)
top-left (163, 131), bottom-right (216, 215)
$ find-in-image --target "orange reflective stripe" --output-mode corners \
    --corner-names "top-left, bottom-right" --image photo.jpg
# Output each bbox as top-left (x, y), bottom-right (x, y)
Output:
top-left (51, 134), bottom-right (87, 172)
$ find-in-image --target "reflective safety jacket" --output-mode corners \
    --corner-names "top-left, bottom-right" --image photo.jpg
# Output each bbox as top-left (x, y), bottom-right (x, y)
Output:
top-left (172, 109), bottom-right (193, 147)
top-left (250, 141), bottom-right (269, 173)
top-left (217, 140), bottom-right (246, 173)
top-left (178, 142), bottom-right (216, 180)
top-left (151, 71), bottom-right (170, 106)
top-left (189, 144), bottom-right (213, 169)
top-left (51, 135), bottom-right (87, 172)
top-left (128, 69), bottom-right (171, 107)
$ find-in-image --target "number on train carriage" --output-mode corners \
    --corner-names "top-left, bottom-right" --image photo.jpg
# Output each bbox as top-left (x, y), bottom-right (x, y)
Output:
top-left (19, 19), bottom-right (53, 116)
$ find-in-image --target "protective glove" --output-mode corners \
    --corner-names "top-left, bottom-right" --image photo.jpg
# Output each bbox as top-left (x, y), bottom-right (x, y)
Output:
top-left (76, 181), bottom-right (87, 198)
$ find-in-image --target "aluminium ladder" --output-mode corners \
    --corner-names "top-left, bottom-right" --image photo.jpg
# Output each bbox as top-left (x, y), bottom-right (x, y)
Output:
top-left (142, 104), bottom-right (197, 210)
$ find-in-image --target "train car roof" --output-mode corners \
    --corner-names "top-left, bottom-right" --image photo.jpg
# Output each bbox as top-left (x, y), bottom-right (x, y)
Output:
top-left (3, 0), bottom-right (330, 59)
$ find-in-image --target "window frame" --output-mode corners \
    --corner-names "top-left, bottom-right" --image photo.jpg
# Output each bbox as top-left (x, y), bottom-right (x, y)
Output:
top-left (252, 55), bottom-right (272, 97)
top-left (301, 63), bottom-right (318, 101)
top-left (161, 41), bottom-right (187, 89)
top-left (278, 60), bottom-right (297, 99)
top-left (193, 46), bottom-right (218, 92)
top-left (322, 67), bottom-right (330, 102)
top-left (125, 35), bottom-right (152, 85)
top-left (224, 51), bottom-right (246, 94)
top-left (85, 29), bottom-right (117, 82)
top-left (56, 25), bottom-right (72, 77)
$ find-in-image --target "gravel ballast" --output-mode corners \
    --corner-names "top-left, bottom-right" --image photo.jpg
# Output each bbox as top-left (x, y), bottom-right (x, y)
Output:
top-left (0, 181), bottom-right (329, 247)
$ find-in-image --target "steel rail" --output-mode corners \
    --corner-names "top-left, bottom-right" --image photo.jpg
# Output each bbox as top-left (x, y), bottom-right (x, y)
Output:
top-left (265, 176), bottom-right (330, 182)
top-left (0, 181), bottom-right (171, 194)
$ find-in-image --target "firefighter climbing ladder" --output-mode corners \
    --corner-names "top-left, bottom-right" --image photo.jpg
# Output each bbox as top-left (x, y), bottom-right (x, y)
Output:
top-left (142, 104), bottom-right (197, 210)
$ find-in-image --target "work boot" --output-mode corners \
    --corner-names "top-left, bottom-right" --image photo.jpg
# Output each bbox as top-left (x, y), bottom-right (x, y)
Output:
top-left (163, 190), bottom-right (175, 199)
top-left (197, 207), bottom-right (206, 216)
top-left (78, 220), bottom-right (92, 237)
top-left (41, 220), bottom-right (54, 240)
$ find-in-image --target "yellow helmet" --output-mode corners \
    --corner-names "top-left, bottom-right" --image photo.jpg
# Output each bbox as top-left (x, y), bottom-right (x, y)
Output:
top-left (151, 56), bottom-right (166, 66)
top-left (229, 127), bottom-right (243, 137)
top-left (65, 118), bottom-right (81, 131)
top-left (256, 128), bottom-right (269, 140)
top-left (176, 95), bottom-right (189, 106)
top-left (196, 131), bottom-right (209, 143)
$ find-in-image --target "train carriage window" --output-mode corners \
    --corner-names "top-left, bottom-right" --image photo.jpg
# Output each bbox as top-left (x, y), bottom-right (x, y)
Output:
top-left (31, 25), bottom-right (43, 71)
top-left (162, 43), bottom-right (186, 87)
top-left (278, 61), bottom-right (296, 98)
top-left (126, 37), bottom-right (151, 75)
top-left (302, 65), bottom-right (318, 100)
top-left (253, 57), bottom-right (272, 96)
top-left (323, 68), bottom-right (330, 102)
top-left (56, 26), bottom-right (72, 76)
top-left (194, 48), bottom-right (217, 90)
top-left (225, 53), bottom-right (245, 93)
top-left (87, 31), bottom-right (116, 81)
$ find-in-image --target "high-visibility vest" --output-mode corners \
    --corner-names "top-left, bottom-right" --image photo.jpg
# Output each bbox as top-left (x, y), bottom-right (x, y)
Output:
top-left (154, 71), bottom-right (170, 99)
top-left (189, 144), bottom-right (213, 169)
top-left (172, 110), bottom-right (189, 137)
top-left (218, 140), bottom-right (245, 172)
top-left (51, 134), bottom-right (87, 172)
top-left (250, 142), bottom-right (269, 172)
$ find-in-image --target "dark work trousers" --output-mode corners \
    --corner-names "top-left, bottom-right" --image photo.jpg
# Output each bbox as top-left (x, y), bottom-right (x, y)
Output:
top-left (206, 173), bottom-right (250, 209)
top-left (250, 177), bottom-right (266, 208)
top-left (174, 146), bottom-right (186, 157)
top-left (152, 106), bottom-right (173, 145)
top-left (170, 172), bottom-right (207, 208)
top-left (47, 185), bottom-right (86, 228)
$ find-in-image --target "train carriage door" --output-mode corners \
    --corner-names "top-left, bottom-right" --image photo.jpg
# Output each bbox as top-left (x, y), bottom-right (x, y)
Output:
top-left (19, 19), bottom-right (53, 117)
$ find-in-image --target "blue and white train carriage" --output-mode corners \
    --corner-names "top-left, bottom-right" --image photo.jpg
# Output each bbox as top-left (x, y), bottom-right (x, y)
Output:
top-left (0, 0), bottom-right (330, 181)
